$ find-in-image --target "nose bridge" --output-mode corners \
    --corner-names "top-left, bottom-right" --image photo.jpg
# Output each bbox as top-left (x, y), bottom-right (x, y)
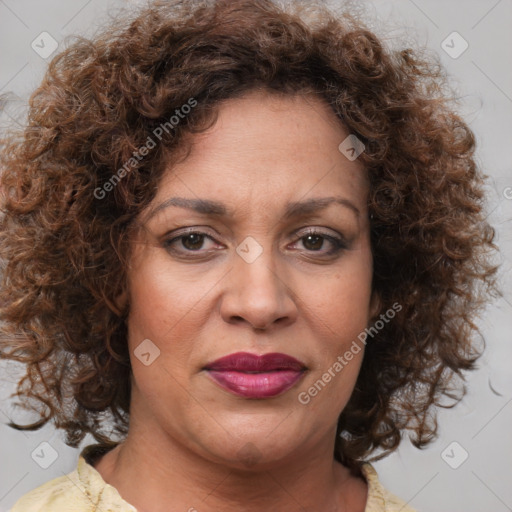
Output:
top-left (234, 234), bottom-right (282, 298)
top-left (221, 234), bottom-right (295, 329)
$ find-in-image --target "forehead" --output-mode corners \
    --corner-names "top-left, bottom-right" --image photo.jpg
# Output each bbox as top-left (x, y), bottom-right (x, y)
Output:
top-left (147, 90), bottom-right (368, 220)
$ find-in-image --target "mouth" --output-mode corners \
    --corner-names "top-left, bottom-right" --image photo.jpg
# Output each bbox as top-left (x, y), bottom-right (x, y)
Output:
top-left (203, 352), bottom-right (307, 399)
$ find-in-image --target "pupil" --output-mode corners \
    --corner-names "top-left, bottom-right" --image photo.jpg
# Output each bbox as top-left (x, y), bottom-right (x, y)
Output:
top-left (304, 234), bottom-right (322, 250)
top-left (180, 234), bottom-right (324, 251)
top-left (183, 233), bottom-right (203, 250)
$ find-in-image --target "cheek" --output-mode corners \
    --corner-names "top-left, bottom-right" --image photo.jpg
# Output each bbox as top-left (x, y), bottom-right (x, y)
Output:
top-left (299, 268), bottom-right (370, 418)
top-left (125, 259), bottom-right (202, 411)
top-left (295, 242), bottom-right (373, 413)
top-left (124, 266), bottom-right (200, 392)
top-left (126, 248), bottom-right (212, 346)
top-left (305, 245), bottom-right (374, 342)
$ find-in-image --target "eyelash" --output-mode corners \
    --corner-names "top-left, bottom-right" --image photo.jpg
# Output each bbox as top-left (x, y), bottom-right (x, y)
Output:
top-left (162, 227), bottom-right (347, 258)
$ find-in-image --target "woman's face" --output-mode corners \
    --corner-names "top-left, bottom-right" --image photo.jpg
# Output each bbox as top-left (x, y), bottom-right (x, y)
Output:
top-left (125, 90), bottom-right (379, 468)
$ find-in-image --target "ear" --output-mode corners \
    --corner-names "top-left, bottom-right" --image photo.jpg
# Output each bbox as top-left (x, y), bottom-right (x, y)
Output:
top-left (113, 289), bottom-right (129, 315)
top-left (369, 289), bottom-right (381, 320)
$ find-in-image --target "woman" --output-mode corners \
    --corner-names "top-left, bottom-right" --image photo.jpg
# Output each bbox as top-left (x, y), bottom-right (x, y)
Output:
top-left (0, 0), bottom-right (498, 510)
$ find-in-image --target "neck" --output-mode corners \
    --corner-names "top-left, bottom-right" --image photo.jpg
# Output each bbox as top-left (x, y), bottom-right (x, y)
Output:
top-left (94, 422), bottom-right (366, 512)
top-left (92, 388), bottom-right (367, 512)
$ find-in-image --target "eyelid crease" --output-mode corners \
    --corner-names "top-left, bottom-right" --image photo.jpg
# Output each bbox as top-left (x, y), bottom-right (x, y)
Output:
top-left (162, 226), bottom-right (349, 256)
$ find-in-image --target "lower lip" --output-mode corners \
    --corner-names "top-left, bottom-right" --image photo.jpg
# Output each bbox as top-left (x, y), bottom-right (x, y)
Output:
top-left (206, 370), bottom-right (305, 398)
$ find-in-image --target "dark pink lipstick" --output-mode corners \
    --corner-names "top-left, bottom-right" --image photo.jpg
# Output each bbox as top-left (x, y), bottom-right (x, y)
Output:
top-left (204, 352), bottom-right (306, 399)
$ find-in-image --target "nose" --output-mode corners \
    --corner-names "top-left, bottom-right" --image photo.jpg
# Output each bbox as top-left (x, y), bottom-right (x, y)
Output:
top-left (219, 241), bottom-right (298, 331)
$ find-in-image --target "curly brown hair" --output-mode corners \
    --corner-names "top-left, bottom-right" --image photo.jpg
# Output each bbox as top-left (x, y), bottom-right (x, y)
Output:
top-left (0, 0), bottom-right (499, 471)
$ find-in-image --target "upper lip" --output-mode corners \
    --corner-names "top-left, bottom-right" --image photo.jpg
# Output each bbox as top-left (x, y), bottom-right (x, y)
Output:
top-left (204, 352), bottom-right (307, 372)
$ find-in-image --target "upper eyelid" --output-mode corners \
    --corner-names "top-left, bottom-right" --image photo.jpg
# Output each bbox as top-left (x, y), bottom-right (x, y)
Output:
top-left (164, 227), bottom-right (345, 251)
top-left (166, 226), bottom-right (343, 241)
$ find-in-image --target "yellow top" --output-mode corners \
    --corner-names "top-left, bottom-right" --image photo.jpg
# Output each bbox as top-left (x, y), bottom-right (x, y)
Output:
top-left (11, 445), bottom-right (417, 511)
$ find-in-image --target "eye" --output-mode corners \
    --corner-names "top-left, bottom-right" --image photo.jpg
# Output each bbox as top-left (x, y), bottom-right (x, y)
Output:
top-left (163, 229), bottom-right (221, 255)
top-left (162, 227), bottom-right (347, 259)
top-left (290, 228), bottom-right (346, 256)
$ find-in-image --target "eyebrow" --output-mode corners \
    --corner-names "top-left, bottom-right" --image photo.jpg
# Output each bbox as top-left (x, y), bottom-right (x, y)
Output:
top-left (144, 195), bottom-right (360, 222)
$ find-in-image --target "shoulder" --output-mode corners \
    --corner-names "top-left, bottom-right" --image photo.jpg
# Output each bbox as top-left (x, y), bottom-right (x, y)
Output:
top-left (360, 462), bottom-right (417, 512)
top-left (10, 453), bottom-right (137, 512)
top-left (10, 467), bottom-right (93, 512)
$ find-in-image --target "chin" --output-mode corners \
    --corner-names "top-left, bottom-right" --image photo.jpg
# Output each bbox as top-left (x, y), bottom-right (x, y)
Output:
top-left (195, 421), bottom-right (306, 471)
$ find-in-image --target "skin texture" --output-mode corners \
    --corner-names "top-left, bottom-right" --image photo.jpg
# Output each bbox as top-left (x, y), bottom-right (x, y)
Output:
top-left (94, 90), bottom-right (379, 512)
top-left (1, 1), bottom-right (498, 472)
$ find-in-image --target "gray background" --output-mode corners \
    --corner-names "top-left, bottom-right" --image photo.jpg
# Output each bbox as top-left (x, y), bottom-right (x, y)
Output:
top-left (0, 0), bottom-right (511, 511)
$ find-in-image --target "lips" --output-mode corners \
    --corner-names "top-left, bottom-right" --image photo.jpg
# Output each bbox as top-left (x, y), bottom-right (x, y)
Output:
top-left (204, 352), bottom-right (307, 399)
